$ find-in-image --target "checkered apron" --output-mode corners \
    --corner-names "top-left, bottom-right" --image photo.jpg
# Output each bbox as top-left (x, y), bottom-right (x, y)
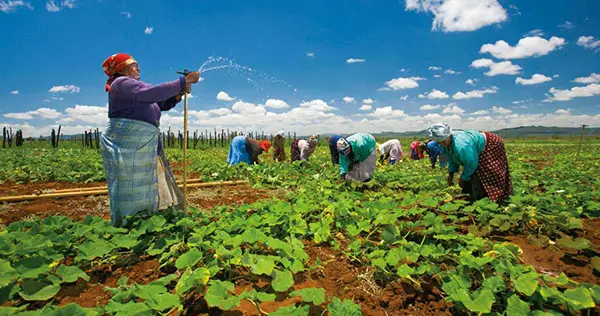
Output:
top-left (476, 132), bottom-right (512, 202)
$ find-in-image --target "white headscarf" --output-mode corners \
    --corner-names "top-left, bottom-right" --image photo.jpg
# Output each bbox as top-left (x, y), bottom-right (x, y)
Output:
top-left (276, 130), bottom-right (285, 137)
top-left (428, 123), bottom-right (452, 142)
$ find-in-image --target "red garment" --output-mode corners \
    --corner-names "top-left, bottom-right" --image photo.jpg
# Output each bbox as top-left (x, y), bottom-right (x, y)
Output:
top-left (476, 132), bottom-right (512, 202)
top-left (410, 141), bottom-right (424, 160)
top-left (102, 53), bottom-right (137, 91)
top-left (259, 140), bottom-right (271, 153)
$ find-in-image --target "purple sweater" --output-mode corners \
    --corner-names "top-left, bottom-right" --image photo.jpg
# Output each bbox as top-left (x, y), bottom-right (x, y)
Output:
top-left (108, 76), bottom-right (186, 127)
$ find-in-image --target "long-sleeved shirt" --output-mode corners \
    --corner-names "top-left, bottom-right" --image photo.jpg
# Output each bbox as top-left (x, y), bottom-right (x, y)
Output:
top-left (298, 139), bottom-right (316, 160)
top-left (379, 139), bottom-right (403, 161)
top-left (339, 133), bottom-right (376, 175)
top-left (245, 137), bottom-right (263, 164)
top-left (108, 76), bottom-right (186, 127)
top-left (329, 135), bottom-right (342, 165)
top-left (426, 140), bottom-right (441, 168)
top-left (441, 131), bottom-right (486, 181)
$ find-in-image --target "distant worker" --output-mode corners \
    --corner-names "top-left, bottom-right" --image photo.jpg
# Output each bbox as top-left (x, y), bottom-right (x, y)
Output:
top-left (272, 131), bottom-right (286, 162)
top-left (429, 123), bottom-right (512, 202)
top-left (291, 135), bottom-right (318, 162)
top-left (337, 133), bottom-right (376, 182)
top-left (410, 141), bottom-right (424, 160)
top-left (100, 53), bottom-right (201, 227)
top-left (329, 134), bottom-right (343, 165)
top-left (227, 135), bottom-right (270, 166)
top-left (378, 139), bottom-right (403, 165)
top-left (423, 140), bottom-right (448, 169)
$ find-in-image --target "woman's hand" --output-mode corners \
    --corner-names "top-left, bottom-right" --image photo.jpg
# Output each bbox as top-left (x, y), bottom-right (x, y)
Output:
top-left (185, 72), bottom-right (201, 85)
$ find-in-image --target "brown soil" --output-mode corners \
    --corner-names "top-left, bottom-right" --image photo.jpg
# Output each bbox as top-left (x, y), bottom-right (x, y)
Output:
top-left (56, 258), bottom-right (163, 308)
top-left (0, 182), bottom-right (277, 226)
top-left (506, 236), bottom-right (600, 285)
top-left (582, 218), bottom-right (600, 251)
top-left (524, 159), bottom-right (554, 170)
top-left (225, 242), bottom-right (453, 316)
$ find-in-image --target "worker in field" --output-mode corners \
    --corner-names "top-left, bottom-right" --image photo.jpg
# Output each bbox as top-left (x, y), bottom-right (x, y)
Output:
top-left (227, 135), bottom-right (270, 166)
top-left (428, 123), bottom-right (512, 202)
top-left (328, 134), bottom-right (343, 165)
top-left (410, 140), bottom-right (425, 160)
top-left (423, 140), bottom-right (448, 169)
top-left (272, 131), bottom-right (286, 162)
top-left (337, 133), bottom-right (377, 182)
top-left (100, 53), bottom-right (201, 227)
top-left (291, 135), bottom-right (318, 162)
top-left (378, 139), bottom-right (403, 165)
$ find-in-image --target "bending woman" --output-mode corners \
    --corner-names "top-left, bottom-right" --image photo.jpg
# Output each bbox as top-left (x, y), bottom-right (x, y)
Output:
top-left (337, 133), bottom-right (376, 182)
top-left (100, 53), bottom-right (200, 226)
top-left (428, 123), bottom-right (512, 202)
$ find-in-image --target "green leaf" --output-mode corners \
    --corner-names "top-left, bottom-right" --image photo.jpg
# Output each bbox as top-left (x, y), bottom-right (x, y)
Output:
top-left (272, 270), bottom-right (294, 292)
top-left (112, 235), bottom-right (138, 249)
top-left (481, 276), bottom-right (506, 294)
top-left (46, 303), bottom-right (101, 316)
top-left (175, 268), bottom-right (210, 296)
top-left (556, 236), bottom-right (590, 251)
top-left (104, 301), bottom-right (152, 316)
top-left (75, 239), bottom-right (114, 261)
top-left (290, 288), bottom-right (326, 305)
top-left (14, 257), bottom-right (51, 279)
top-left (328, 297), bottom-right (362, 316)
top-left (19, 279), bottom-right (60, 301)
top-left (175, 248), bottom-right (202, 270)
top-left (513, 271), bottom-right (539, 296)
top-left (563, 287), bottom-right (595, 311)
top-left (0, 260), bottom-right (17, 287)
top-left (506, 294), bottom-right (531, 316)
top-left (55, 265), bottom-right (90, 283)
top-left (205, 280), bottom-right (240, 310)
top-left (269, 304), bottom-right (310, 316)
top-left (591, 257), bottom-right (600, 273)
top-left (133, 284), bottom-right (179, 311)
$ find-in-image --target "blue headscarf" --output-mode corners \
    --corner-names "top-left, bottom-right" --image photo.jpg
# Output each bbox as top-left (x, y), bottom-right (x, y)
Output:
top-left (428, 123), bottom-right (452, 142)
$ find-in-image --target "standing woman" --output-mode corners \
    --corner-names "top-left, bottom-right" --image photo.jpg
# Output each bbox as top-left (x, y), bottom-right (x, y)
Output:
top-left (328, 134), bottom-right (343, 165)
top-left (337, 133), bottom-right (377, 182)
top-left (378, 139), bottom-right (403, 165)
top-left (100, 53), bottom-right (201, 227)
top-left (428, 123), bottom-right (512, 202)
top-left (272, 131), bottom-right (286, 162)
top-left (227, 135), bottom-right (269, 166)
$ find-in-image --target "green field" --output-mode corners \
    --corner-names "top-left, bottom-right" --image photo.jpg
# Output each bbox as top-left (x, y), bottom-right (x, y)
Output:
top-left (0, 139), bottom-right (599, 315)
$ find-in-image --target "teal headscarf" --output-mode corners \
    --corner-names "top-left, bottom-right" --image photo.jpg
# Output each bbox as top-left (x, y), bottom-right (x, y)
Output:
top-left (428, 123), bottom-right (452, 142)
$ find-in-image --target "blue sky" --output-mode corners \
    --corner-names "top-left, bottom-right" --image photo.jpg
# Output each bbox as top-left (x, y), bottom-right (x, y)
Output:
top-left (1, 0), bottom-right (599, 136)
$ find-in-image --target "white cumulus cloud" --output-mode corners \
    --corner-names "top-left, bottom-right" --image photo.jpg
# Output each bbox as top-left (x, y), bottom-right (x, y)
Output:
top-left (419, 89), bottom-right (449, 99)
top-left (405, 0), bottom-right (507, 32)
top-left (343, 97), bottom-right (355, 104)
top-left (429, 66), bottom-right (442, 70)
top-left (144, 26), bottom-right (153, 35)
top-left (384, 77), bottom-right (425, 90)
top-left (471, 110), bottom-right (490, 116)
top-left (346, 58), bottom-right (365, 63)
top-left (264, 99), bottom-right (289, 109)
top-left (545, 83), bottom-right (600, 102)
top-left (452, 87), bottom-right (498, 99)
top-left (362, 98), bottom-right (375, 104)
top-left (492, 106), bottom-right (512, 114)
top-left (515, 74), bottom-right (553, 86)
top-left (444, 69), bottom-right (460, 74)
top-left (307, 52), bottom-right (315, 58)
top-left (400, 95), bottom-right (409, 101)
top-left (49, 85), bottom-right (80, 93)
top-left (465, 79), bottom-right (477, 86)
top-left (299, 99), bottom-right (336, 112)
top-left (45, 0), bottom-right (75, 12)
top-left (359, 105), bottom-right (372, 111)
top-left (470, 58), bottom-right (521, 76)
top-left (573, 73), bottom-right (600, 84)
top-left (10, 90), bottom-right (19, 95)
top-left (577, 36), bottom-right (600, 50)
top-left (369, 106), bottom-right (406, 118)
top-left (480, 36), bottom-right (565, 59)
top-left (420, 104), bottom-right (441, 111)
top-left (1, 0), bottom-right (32, 13)
top-left (442, 103), bottom-right (464, 115)
top-left (216, 91), bottom-right (235, 101)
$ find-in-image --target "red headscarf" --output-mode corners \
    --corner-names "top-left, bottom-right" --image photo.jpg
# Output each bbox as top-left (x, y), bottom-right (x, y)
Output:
top-left (259, 140), bottom-right (271, 153)
top-left (102, 53), bottom-right (137, 92)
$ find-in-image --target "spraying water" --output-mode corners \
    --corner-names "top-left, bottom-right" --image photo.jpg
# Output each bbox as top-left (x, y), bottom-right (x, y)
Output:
top-left (196, 56), bottom-right (297, 94)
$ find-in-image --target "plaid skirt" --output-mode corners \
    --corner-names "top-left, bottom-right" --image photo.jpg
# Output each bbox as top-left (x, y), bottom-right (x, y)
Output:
top-left (290, 139), bottom-right (301, 162)
top-left (475, 132), bottom-right (512, 202)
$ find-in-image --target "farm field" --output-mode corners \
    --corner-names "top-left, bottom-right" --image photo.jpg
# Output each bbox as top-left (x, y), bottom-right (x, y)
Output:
top-left (0, 139), bottom-right (599, 315)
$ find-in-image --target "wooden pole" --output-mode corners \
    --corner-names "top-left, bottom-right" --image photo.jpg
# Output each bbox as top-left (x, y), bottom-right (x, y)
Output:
top-left (0, 181), bottom-right (248, 203)
top-left (576, 124), bottom-right (587, 162)
top-left (183, 94), bottom-right (189, 215)
top-left (42, 178), bottom-right (207, 194)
